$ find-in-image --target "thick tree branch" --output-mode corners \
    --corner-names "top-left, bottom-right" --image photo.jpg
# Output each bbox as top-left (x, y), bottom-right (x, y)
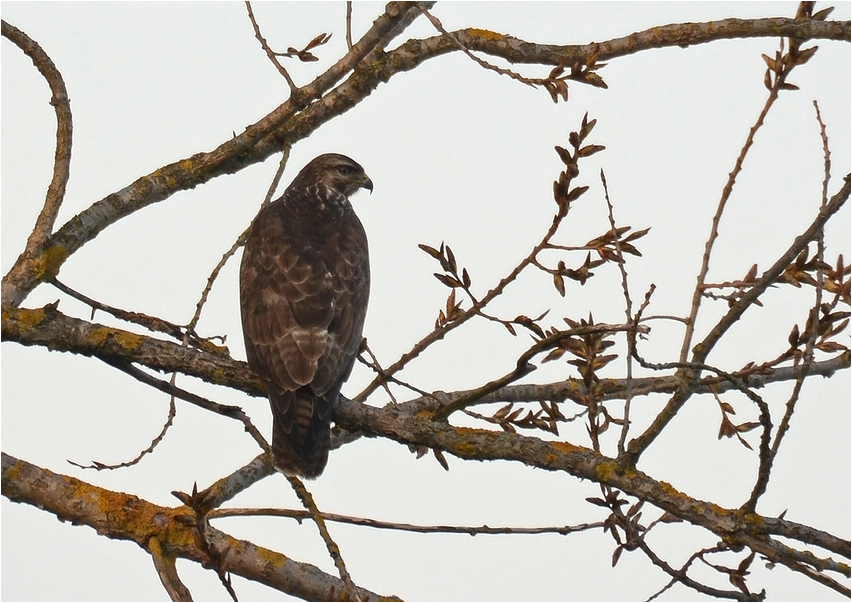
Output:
top-left (1, 20), bottom-right (73, 307)
top-left (2, 2), bottom-right (431, 307)
top-left (443, 18), bottom-right (848, 67)
top-left (1, 453), bottom-right (398, 602)
top-left (3, 302), bottom-right (847, 414)
top-left (1, 302), bottom-right (264, 396)
top-left (5, 15), bottom-right (844, 308)
top-left (332, 397), bottom-right (850, 563)
top-left (3, 302), bottom-right (849, 588)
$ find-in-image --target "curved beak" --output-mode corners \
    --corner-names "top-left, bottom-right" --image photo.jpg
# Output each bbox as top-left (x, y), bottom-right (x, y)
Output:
top-left (360, 175), bottom-right (374, 194)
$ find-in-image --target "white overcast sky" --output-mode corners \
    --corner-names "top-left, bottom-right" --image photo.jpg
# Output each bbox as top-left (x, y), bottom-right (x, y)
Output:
top-left (2, 2), bottom-right (850, 601)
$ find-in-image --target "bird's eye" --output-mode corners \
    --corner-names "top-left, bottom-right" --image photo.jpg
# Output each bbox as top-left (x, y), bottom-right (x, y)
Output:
top-left (337, 165), bottom-right (354, 176)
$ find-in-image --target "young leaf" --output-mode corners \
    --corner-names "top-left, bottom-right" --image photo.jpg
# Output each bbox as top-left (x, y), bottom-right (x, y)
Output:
top-left (577, 144), bottom-right (606, 158)
top-left (418, 243), bottom-right (442, 260)
top-left (554, 272), bottom-right (566, 297)
top-left (793, 45), bottom-right (818, 66)
top-left (554, 145), bottom-right (573, 165)
top-left (434, 273), bottom-right (462, 288)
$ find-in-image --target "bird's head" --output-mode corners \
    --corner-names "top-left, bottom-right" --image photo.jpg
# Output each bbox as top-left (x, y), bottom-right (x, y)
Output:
top-left (302, 153), bottom-right (373, 198)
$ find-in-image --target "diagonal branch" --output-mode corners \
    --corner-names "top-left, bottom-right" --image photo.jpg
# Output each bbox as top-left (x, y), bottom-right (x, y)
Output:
top-left (333, 396), bottom-right (851, 563)
top-left (245, 1), bottom-right (298, 91)
top-left (149, 536), bottom-right (193, 602)
top-left (626, 178), bottom-right (850, 463)
top-left (692, 176), bottom-right (849, 364)
top-left (680, 38), bottom-right (796, 362)
top-left (1, 452), bottom-right (399, 602)
top-left (2, 2), bottom-right (431, 307)
top-left (1, 20), bottom-right (73, 306)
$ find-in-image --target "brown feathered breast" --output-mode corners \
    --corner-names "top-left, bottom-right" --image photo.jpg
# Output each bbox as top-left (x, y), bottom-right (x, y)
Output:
top-left (239, 154), bottom-right (372, 477)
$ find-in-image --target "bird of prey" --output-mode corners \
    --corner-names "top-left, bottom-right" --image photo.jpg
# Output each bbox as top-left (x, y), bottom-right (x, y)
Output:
top-left (240, 153), bottom-right (372, 478)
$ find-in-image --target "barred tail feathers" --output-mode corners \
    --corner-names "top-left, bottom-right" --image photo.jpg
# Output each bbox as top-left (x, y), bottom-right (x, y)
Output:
top-left (268, 387), bottom-right (331, 479)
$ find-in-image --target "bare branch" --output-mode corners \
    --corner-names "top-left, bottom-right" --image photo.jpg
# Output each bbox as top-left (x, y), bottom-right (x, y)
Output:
top-left (692, 176), bottom-right (849, 363)
top-left (210, 506), bottom-right (604, 536)
top-left (4, 301), bottom-right (846, 411)
top-left (416, 4), bottom-right (539, 90)
top-left (407, 18), bottom-right (849, 69)
top-left (1, 20), bottom-right (73, 306)
top-left (681, 37), bottom-right (798, 361)
top-left (600, 170), bottom-right (636, 457)
top-left (67, 393), bottom-right (177, 471)
top-left (4, 2), bottom-right (431, 307)
top-left (433, 322), bottom-right (642, 421)
top-left (1, 453), bottom-right (399, 602)
top-left (51, 278), bottom-right (190, 342)
top-left (744, 103), bottom-right (837, 512)
top-left (334, 396), bottom-right (851, 561)
top-left (245, 1), bottom-right (298, 91)
top-left (285, 475), bottom-right (359, 598)
top-left (2, 303), bottom-right (264, 396)
top-left (345, 2), bottom-right (353, 51)
top-left (105, 359), bottom-right (270, 453)
top-left (7, 14), bottom-right (841, 310)
top-left (149, 536), bottom-right (193, 602)
top-left (197, 454), bottom-right (275, 511)
top-left (188, 147), bottom-right (291, 335)
top-left (627, 178), bottom-right (850, 463)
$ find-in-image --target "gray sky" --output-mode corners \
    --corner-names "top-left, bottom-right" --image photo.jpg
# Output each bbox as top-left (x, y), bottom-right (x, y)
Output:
top-left (2, 2), bottom-right (850, 601)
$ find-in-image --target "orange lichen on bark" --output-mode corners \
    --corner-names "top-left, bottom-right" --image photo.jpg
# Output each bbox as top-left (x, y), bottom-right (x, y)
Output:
top-left (467, 28), bottom-right (504, 41)
top-left (34, 244), bottom-right (70, 281)
top-left (550, 440), bottom-right (583, 454)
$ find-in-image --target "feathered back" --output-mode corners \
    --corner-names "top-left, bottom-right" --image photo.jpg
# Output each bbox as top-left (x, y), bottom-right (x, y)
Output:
top-left (240, 154), bottom-right (372, 477)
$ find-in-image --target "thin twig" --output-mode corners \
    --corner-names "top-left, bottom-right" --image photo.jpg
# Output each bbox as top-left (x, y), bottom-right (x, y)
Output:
top-left (744, 101), bottom-right (834, 511)
top-left (692, 177), bottom-right (848, 363)
top-left (123, 148), bottom-right (287, 476)
top-left (356, 351), bottom-right (436, 401)
top-left (51, 278), bottom-right (190, 342)
top-left (600, 170), bottom-right (636, 456)
top-left (433, 322), bottom-right (643, 421)
top-left (284, 475), bottom-right (359, 598)
top-left (103, 359), bottom-right (270, 453)
top-left (357, 192), bottom-right (573, 402)
top-left (647, 543), bottom-right (731, 602)
top-left (358, 340), bottom-right (400, 403)
top-left (245, 1), bottom-right (298, 91)
top-left (415, 4), bottom-right (539, 90)
top-left (640, 541), bottom-right (763, 601)
top-left (680, 38), bottom-right (792, 362)
top-left (188, 147), bottom-right (290, 333)
top-left (68, 395), bottom-right (177, 471)
top-left (345, 2), bottom-right (353, 51)
top-left (210, 506), bottom-right (605, 536)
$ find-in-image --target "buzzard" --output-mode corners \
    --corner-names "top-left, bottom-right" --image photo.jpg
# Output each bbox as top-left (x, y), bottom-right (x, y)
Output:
top-left (240, 153), bottom-right (372, 478)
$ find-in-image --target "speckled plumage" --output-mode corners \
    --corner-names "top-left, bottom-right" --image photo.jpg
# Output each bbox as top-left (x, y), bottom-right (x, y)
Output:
top-left (240, 154), bottom-right (372, 478)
